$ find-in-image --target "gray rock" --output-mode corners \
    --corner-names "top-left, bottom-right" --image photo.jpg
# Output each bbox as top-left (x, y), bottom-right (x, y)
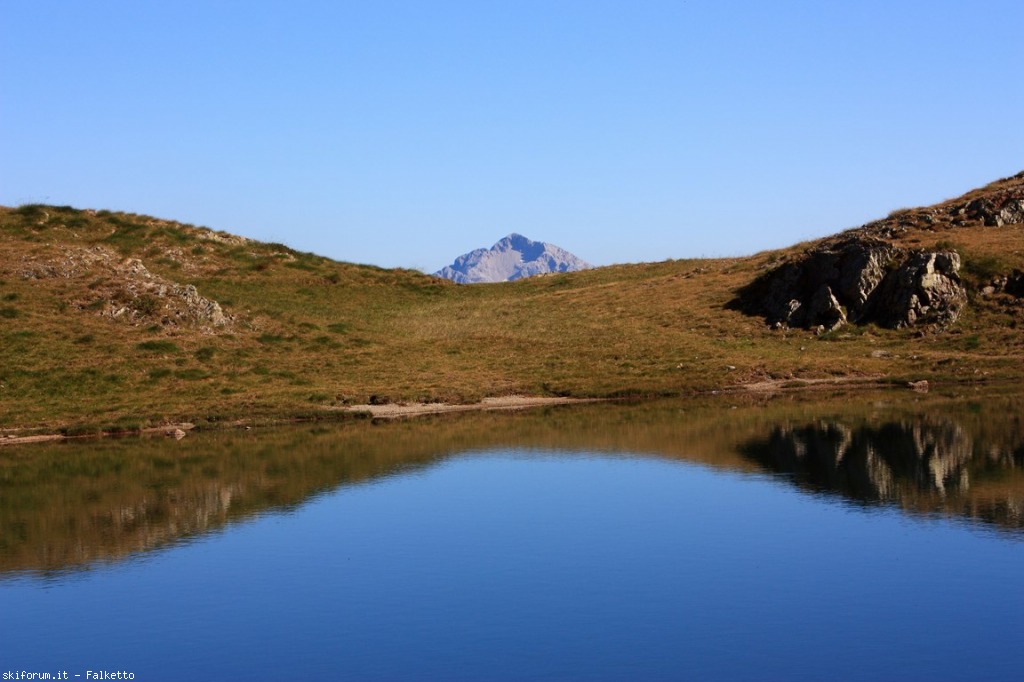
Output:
top-left (907, 380), bottom-right (929, 393)
top-left (999, 199), bottom-right (1024, 226)
top-left (965, 197), bottom-right (1024, 227)
top-left (807, 285), bottom-right (846, 332)
top-left (869, 252), bottom-right (966, 328)
top-left (732, 238), bottom-right (966, 331)
top-left (171, 284), bottom-right (229, 326)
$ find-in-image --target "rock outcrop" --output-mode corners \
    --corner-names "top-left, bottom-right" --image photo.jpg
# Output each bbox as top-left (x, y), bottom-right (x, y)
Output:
top-left (730, 170), bottom-right (1024, 332)
top-left (435, 233), bottom-right (591, 284)
top-left (964, 197), bottom-right (1024, 227)
top-left (733, 237), bottom-right (966, 331)
top-left (20, 245), bottom-right (231, 330)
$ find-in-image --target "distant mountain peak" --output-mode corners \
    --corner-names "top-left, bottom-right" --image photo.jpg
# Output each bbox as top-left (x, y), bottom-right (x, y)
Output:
top-left (434, 234), bottom-right (592, 283)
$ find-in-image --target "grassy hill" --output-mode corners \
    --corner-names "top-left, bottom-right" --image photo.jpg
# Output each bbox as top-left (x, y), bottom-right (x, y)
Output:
top-left (2, 171), bottom-right (1024, 434)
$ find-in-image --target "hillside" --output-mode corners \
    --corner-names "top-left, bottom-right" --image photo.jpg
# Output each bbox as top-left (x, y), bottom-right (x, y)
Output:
top-left (2, 172), bottom-right (1024, 435)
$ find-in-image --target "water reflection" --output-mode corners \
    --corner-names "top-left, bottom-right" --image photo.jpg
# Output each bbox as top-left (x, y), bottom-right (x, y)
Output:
top-left (2, 391), bottom-right (1023, 577)
top-left (740, 412), bottom-right (1024, 529)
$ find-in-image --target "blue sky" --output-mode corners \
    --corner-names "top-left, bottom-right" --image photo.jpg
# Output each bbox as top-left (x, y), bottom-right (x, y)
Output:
top-left (2, 1), bottom-right (1022, 272)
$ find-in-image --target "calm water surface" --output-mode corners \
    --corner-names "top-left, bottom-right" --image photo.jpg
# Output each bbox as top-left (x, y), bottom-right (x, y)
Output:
top-left (2, 393), bottom-right (1023, 680)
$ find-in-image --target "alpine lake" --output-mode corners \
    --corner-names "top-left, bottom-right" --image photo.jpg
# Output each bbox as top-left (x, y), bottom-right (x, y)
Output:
top-left (2, 388), bottom-right (1022, 681)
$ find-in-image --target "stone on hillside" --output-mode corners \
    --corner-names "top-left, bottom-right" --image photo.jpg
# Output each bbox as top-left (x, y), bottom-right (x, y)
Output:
top-left (965, 197), bottom-right (1024, 227)
top-left (171, 284), bottom-right (229, 326)
top-left (733, 238), bottom-right (966, 332)
top-left (869, 252), bottom-right (965, 328)
top-left (808, 285), bottom-right (846, 332)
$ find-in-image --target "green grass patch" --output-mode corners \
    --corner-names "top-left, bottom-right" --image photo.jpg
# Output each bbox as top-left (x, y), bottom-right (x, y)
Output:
top-left (136, 340), bottom-right (181, 353)
top-left (962, 335), bottom-right (982, 350)
top-left (135, 295), bottom-right (161, 316)
top-left (174, 368), bottom-right (211, 381)
top-left (962, 253), bottom-right (1010, 283)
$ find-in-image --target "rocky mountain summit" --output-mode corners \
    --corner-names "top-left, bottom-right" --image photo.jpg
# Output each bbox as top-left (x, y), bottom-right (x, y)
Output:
top-left (434, 233), bottom-right (591, 283)
top-left (733, 170), bottom-right (1024, 333)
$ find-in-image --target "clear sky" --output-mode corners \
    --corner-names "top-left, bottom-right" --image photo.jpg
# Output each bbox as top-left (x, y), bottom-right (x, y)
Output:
top-left (2, 1), bottom-right (1022, 273)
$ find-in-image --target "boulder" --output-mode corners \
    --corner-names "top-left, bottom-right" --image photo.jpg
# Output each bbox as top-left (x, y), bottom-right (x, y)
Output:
top-left (965, 197), bottom-right (1024, 227)
top-left (807, 285), bottom-right (846, 332)
top-left (869, 252), bottom-right (966, 328)
top-left (732, 238), bottom-right (966, 331)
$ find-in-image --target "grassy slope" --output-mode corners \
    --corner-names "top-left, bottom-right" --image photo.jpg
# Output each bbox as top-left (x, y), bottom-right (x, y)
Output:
top-left (1, 173), bottom-right (1023, 433)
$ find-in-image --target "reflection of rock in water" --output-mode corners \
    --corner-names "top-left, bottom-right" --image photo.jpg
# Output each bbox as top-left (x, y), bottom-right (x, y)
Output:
top-left (101, 481), bottom-right (245, 558)
top-left (742, 416), bottom-right (1024, 531)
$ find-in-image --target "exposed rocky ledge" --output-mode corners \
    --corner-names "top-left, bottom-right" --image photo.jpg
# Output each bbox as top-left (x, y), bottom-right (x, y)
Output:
top-left (19, 245), bottom-right (231, 330)
top-left (730, 170), bottom-right (1024, 333)
top-left (732, 237), bottom-right (966, 332)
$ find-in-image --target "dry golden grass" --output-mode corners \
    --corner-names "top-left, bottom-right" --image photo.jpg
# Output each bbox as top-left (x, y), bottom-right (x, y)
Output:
top-left (1, 172), bottom-right (1023, 433)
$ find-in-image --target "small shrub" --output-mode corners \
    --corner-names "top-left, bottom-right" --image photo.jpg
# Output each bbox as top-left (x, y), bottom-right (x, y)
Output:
top-left (194, 346), bottom-right (216, 361)
top-left (160, 226), bottom-right (190, 244)
top-left (327, 322), bottom-right (350, 334)
top-left (74, 334), bottom-right (95, 345)
top-left (174, 368), bottom-right (211, 381)
top-left (134, 294), bottom-right (161, 316)
top-left (2, 292), bottom-right (18, 301)
top-left (311, 336), bottom-right (341, 349)
top-left (0, 307), bottom-right (18, 319)
top-left (963, 254), bottom-right (1007, 282)
top-left (136, 340), bottom-right (180, 353)
top-left (148, 368), bottom-right (173, 380)
top-left (15, 204), bottom-right (47, 219)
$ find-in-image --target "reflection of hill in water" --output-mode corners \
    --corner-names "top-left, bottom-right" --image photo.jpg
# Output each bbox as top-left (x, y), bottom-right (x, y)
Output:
top-left (3, 391), bottom-right (1024, 577)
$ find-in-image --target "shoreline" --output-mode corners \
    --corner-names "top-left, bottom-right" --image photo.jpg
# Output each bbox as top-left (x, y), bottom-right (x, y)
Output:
top-left (341, 395), bottom-right (601, 419)
top-left (0, 377), bottom-right (982, 447)
top-left (0, 396), bottom-right (596, 447)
